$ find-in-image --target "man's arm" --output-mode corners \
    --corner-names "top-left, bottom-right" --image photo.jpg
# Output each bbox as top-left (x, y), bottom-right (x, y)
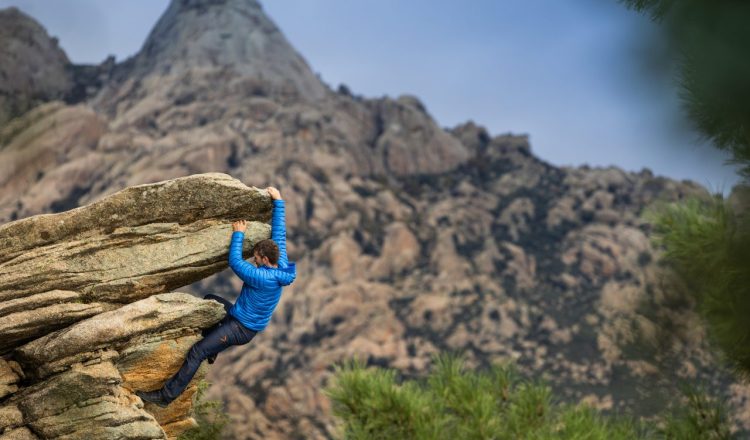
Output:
top-left (267, 187), bottom-right (289, 267)
top-left (228, 221), bottom-right (264, 287)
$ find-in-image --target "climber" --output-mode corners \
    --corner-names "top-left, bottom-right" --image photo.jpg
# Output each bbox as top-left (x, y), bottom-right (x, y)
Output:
top-left (136, 186), bottom-right (296, 407)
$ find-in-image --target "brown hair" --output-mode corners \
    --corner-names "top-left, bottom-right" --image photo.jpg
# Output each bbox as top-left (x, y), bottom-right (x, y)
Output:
top-left (253, 239), bottom-right (279, 265)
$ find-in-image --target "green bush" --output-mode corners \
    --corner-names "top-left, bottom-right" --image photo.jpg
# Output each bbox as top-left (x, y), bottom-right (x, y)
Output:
top-left (660, 385), bottom-right (732, 440)
top-left (326, 354), bottom-right (655, 440)
top-left (644, 195), bottom-right (750, 379)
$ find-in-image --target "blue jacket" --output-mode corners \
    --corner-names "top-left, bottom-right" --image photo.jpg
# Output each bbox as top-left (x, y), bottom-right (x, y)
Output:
top-left (228, 199), bottom-right (296, 331)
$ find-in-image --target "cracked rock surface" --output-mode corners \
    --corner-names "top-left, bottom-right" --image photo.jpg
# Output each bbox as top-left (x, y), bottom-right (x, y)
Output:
top-left (0, 173), bottom-right (272, 439)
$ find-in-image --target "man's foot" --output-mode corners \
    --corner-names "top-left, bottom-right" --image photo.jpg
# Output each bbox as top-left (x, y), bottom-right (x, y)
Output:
top-left (136, 389), bottom-right (171, 408)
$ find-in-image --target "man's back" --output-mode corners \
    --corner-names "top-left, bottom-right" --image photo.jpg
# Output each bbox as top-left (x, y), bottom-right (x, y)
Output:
top-left (227, 197), bottom-right (296, 331)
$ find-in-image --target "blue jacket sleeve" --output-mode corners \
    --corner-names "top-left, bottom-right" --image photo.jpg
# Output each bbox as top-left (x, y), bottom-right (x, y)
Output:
top-left (228, 231), bottom-right (265, 287)
top-left (271, 199), bottom-right (289, 267)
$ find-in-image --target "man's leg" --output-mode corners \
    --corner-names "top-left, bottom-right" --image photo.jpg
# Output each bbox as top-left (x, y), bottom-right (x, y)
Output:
top-left (161, 323), bottom-right (229, 401)
top-left (202, 293), bottom-right (234, 363)
top-left (137, 316), bottom-right (256, 407)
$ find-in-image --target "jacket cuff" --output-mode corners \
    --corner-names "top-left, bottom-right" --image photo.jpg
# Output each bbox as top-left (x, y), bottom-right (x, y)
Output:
top-left (273, 199), bottom-right (284, 206)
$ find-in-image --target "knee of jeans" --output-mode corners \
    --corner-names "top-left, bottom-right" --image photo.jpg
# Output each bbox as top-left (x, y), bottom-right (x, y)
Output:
top-left (188, 344), bottom-right (209, 361)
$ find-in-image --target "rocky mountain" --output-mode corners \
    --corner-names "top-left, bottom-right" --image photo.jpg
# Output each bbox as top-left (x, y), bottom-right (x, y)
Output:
top-left (0, 8), bottom-right (71, 127)
top-left (1, 1), bottom-right (748, 439)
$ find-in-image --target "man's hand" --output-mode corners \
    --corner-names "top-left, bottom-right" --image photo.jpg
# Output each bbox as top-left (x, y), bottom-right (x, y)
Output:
top-left (267, 187), bottom-right (282, 200)
top-left (232, 220), bottom-right (247, 233)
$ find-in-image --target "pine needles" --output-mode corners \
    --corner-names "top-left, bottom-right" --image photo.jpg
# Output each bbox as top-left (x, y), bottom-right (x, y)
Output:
top-left (326, 354), bottom-right (654, 440)
top-left (645, 195), bottom-right (750, 379)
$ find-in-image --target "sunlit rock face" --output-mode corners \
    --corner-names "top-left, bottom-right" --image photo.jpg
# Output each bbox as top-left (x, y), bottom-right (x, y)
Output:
top-left (0, 173), bottom-right (272, 439)
top-left (1, 0), bottom-right (748, 439)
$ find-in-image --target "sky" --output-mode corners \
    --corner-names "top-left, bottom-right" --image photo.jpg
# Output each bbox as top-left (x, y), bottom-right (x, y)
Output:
top-left (1, 0), bottom-right (742, 195)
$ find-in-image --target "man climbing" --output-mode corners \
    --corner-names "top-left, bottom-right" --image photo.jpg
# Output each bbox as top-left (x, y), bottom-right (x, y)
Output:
top-left (137, 186), bottom-right (296, 407)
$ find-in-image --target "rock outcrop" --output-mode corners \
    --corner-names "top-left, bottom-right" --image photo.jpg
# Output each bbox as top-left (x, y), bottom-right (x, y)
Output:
top-left (0, 173), bottom-right (273, 439)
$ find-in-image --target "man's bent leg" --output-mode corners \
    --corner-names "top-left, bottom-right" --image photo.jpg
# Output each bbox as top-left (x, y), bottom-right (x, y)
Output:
top-left (202, 293), bottom-right (235, 363)
top-left (161, 323), bottom-right (230, 401)
top-left (140, 316), bottom-right (257, 406)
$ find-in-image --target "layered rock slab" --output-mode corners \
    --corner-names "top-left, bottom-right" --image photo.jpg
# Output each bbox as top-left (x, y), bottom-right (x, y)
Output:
top-left (7, 293), bottom-right (224, 439)
top-left (15, 293), bottom-right (224, 379)
top-left (0, 173), bottom-right (269, 352)
top-left (0, 360), bottom-right (22, 401)
top-left (0, 173), bottom-right (275, 438)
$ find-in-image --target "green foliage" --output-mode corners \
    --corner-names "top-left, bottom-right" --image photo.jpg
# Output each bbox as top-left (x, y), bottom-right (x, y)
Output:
top-left (620, 0), bottom-right (750, 178)
top-left (326, 357), bottom-right (444, 439)
top-left (326, 354), bottom-right (658, 440)
top-left (660, 385), bottom-right (732, 440)
top-left (177, 380), bottom-right (229, 440)
top-left (644, 195), bottom-right (750, 378)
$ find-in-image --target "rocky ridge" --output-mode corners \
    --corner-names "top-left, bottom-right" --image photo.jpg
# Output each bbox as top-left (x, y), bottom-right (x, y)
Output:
top-left (0, 8), bottom-right (71, 127)
top-left (0, 173), bottom-right (272, 439)
top-left (1, 1), bottom-right (749, 439)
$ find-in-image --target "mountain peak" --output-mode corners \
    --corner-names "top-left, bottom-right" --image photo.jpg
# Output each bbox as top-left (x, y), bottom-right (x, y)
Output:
top-left (108, 0), bottom-right (326, 106)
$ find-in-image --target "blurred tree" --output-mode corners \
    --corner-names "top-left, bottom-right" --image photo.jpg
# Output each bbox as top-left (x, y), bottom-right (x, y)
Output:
top-left (326, 354), bottom-right (732, 439)
top-left (622, 1), bottom-right (750, 176)
top-left (623, 0), bottom-right (750, 379)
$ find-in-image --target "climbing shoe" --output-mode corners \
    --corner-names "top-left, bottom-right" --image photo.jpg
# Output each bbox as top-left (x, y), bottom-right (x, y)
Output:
top-left (136, 389), bottom-right (171, 408)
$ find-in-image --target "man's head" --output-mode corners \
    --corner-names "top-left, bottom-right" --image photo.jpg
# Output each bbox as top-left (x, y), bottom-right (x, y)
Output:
top-left (252, 239), bottom-right (279, 267)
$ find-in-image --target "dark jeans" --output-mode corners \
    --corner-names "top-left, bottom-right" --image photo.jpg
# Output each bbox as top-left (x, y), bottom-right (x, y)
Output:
top-left (161, 293), bottom-right (257, 401)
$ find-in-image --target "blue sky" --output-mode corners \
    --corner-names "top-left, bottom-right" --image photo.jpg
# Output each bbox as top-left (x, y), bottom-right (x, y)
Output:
top-left (1, 0), bottom-right (741, 194)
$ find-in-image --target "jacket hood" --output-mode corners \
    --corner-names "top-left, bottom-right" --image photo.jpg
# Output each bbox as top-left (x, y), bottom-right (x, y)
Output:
top-left (274, 262), bottom-right (296, 286)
